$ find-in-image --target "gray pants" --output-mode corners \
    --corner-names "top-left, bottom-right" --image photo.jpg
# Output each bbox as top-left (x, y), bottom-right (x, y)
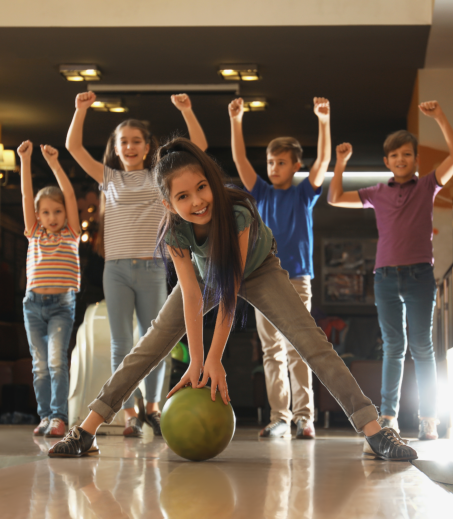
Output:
top-left (90, 252), bottom-right (378, 433)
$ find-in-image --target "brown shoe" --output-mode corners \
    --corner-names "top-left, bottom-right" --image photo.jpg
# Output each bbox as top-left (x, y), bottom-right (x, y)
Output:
top-left (296, 419), bottom-right (316, 440)
top-left (123, 417), bottom-right (143, 437)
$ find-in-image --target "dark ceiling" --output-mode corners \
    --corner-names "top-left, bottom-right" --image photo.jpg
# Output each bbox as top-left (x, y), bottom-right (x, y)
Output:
top-left (1, 25), bottom-right (430, 162)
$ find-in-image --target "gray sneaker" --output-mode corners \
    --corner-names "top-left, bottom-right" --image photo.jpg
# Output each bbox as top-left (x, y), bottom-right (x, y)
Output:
top-left (418, 418), bottom-right (438, 441)
top-left (259, 420), bottom-right (291, 439)
top-left (377, 415), bottom-right (399, 433)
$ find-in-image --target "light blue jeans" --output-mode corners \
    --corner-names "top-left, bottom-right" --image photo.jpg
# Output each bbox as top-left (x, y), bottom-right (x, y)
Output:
top-left (103, 259), bottom-right (167, 409)
top-left (374, 264), bottom-right (437, 418)
top-left (23, 291), bottom-right (76, 421)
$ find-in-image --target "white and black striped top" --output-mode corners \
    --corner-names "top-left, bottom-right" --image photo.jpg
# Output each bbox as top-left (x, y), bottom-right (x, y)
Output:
top-left (101, 166), bottom-right (164, 261)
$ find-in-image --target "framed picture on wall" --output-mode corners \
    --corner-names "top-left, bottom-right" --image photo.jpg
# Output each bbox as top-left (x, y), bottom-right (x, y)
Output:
top-left (322, 239), bottom-right (377, 305)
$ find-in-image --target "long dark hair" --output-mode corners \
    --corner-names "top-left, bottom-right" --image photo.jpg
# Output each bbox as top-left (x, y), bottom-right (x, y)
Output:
top-left (155, 137), bottom-right (259, 319)
top-left (96, 119), bottom-right (159, 256)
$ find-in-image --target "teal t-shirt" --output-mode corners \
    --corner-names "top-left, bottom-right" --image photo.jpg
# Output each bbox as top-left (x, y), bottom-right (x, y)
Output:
top-left (164, 204), bottom-right (273, 282)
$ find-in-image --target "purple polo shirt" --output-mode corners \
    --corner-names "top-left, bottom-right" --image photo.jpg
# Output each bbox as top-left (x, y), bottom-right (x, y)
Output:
top-left (358, 171), bottom-right (442, 270)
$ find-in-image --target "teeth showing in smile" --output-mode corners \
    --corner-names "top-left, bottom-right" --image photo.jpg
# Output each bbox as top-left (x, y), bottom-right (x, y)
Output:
top-left (194, 207), bottom-right (207, 215)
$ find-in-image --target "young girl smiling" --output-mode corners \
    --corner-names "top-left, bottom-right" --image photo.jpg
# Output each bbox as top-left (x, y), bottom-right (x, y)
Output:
top-left (49, 138), bottom-right (417, 462)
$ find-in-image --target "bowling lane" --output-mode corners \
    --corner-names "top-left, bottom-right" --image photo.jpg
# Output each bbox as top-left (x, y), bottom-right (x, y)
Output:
top-left (1, 425), bottom-right (452, 519)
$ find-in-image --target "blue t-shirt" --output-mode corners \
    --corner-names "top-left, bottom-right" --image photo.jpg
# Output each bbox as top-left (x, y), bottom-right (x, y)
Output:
top-left (249, 175), bottom-right (321, 278)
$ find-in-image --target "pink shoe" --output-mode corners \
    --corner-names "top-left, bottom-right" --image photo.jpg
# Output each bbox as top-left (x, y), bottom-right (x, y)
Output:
top-left (33, 417), bottom-right (50, 436)
top-left (296, 419), bottom-right (316, 440)
top-left (45, 418), bottom-right (66, 438)
top-left (418, 418), bottom-right (438, 441)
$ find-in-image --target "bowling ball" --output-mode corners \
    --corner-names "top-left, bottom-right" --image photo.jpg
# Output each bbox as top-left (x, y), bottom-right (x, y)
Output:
top-left (171, 342), bottom-right (190, 364)
top-left (161, 386), bottom-right (236, 461)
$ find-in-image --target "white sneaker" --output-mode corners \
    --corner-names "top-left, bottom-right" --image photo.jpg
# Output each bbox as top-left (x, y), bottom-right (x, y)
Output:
top-left (377, 415), bottom-right (399, 433)
top-left (259, 420), bottom-right (291, 439)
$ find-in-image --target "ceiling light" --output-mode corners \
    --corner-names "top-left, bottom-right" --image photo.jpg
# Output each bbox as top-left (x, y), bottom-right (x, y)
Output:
top-left (81, 220), bottom-right (89, 229)
top-left (81, 232), bottom-right (90, 243)
top-left (0, 143), bottom-right (4, 162)
top-left (242, 97), bottom-right (268, 112)
top-left (0, 149), bottom-right (17, 171)
top-left (59, 64), bottom-right (102, 82)
top-left (90, 97), bottom-right (128, 113)
top-left (218, 64), bottom-right (261, 81)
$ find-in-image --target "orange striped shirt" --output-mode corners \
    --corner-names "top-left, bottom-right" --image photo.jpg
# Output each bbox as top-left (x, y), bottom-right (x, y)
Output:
top-left (25, 222), bottom-right (81, 292)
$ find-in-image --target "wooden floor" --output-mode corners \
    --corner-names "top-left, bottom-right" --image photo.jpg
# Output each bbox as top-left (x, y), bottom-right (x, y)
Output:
top-left (0, 425), bottom-right (452, 519)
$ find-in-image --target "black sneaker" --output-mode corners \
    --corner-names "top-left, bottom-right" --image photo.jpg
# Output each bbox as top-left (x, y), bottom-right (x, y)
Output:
top-left (123, 416), bottom-right (143, 437)
top-left (364, 427), bottom-right (417, 461)
top-left (145, 411), bottom-right (162, 436)
top-left (48, 426), bottom-right (99, 458)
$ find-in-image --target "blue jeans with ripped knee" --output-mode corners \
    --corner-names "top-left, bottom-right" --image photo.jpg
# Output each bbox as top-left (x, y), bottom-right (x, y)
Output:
top-left (374, 263), bottom-right (437, 418)
top-left (23, 291), bottom-right (76, 421)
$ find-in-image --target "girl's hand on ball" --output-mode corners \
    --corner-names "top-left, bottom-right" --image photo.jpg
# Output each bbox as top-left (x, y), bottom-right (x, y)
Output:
top-left (198, 358), bottom-right (230, 405)
top-left (167, 361), bottom-right (203, 398)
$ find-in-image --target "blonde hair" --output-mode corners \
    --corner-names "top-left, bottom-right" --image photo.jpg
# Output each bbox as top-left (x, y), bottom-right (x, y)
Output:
top-left (266, 137), bottom-right (303, 164)
top-left (34, 186), bottom-right (65, 212)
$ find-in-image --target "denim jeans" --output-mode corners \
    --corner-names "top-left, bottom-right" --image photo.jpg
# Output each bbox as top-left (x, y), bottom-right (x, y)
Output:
top-left (23, 291), bottom-right (76, 421)
top-left (374, 264), bottom-right (437, 418)
top-left (92, 250), bottom-right (378, 433)
top-left (103, 259), bottom-right (167, 409)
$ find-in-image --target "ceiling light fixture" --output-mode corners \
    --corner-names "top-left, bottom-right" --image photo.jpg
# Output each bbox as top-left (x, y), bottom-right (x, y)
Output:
top-left (0, 149), bottom-right (17, 171)
top-left (0, 143), bottom-right (3, 162)
top-left (218, 64), bottom-right (261, 81)
top-left (87, 84), bottom-right (240, 95)
top-left (90, 97), bottom-right (128, 113)
top-left (242, 97), bottom-right (268, 112)
top-left (59, 64), bottom-right (102, 82)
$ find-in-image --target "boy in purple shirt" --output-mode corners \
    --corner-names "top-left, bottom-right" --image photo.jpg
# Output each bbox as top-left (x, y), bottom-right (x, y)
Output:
top-left (328, 101), bottom-right (453, 442)
top-left (229, 96), bottom-right (330, 439)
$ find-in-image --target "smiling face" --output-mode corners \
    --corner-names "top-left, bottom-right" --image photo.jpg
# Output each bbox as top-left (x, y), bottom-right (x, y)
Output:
top-left (383, 143), bottom-right (418, 183)
top-left (164, 167), bottom-right (214, 228)
top-left (114, 126), bottom-right (150, 171)
top-left (37, 197), bottom-right (66, 233)
top-left (267, 150), bottom-right (301, 190)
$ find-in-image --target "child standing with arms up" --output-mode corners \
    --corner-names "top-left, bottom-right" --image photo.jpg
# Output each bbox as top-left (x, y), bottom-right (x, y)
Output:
top-left (49, 138), bottom-right (416, 462)
top-left (19, 141), bottom-right (81, 438)
top-left (65, 92), bottom-right (207, 437)
top-left (328, 101), bottom-right (453, 442)
top-left (228, 97), bottom-right (330, 439)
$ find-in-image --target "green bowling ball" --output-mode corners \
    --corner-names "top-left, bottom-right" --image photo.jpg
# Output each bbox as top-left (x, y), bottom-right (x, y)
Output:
top-left (161, 386), bottom-right (236, 461)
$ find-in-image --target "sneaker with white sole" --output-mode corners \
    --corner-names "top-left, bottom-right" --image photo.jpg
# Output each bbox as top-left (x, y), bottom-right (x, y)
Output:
top-left (418, 418), bottom-right (438, 441)
top-left (33, 417), bottom-right (50, 436)
top-left (45, 418), bottom-right (66, 438)
top-left (363, 427), bottom-right (417, 461)
top-left (377, 415), bottom-right (400, 433)
top-left (48, 426), bottom-right (99, 458)
top-left (259, 420), bottom-right (291, 439)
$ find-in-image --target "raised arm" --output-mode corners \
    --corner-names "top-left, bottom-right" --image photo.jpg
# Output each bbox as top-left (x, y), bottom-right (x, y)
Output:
top-left (166, 247), bottom-right (205, 397)
top-left (171, 94), bottom-right (208, 151)
top-left (18, 141), bottom-right (36, 232)
top-left (41, 145), bottom-right (81, 234)
top-left (309, 97), bottom-right (331, 190)
top-left (328, 143), bottom-right (363, 208)
top-left (229, 98), bottom-right (258, 192)
top-left (198, 226), bottom-right (250, 404)
top-left (66, 92), bottom-right (104, 183)
top-left (419, 101), bottom-right (453, 186)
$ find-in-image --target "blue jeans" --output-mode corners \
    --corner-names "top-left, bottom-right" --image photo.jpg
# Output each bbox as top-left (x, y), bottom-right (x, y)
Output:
top-left (103, 259), bottom-right (167, 409)
top-left (23, 291), bottom-right (76, 421)
top-left (374, 264), bottom-right (437, 418)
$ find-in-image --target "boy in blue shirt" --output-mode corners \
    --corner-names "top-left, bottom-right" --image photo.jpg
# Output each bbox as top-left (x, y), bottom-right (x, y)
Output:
top-left (229, 97), bottom-right (330, 438)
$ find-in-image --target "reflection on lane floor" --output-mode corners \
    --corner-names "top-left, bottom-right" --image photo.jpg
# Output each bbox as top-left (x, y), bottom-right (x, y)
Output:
top-left (1, 426), bottom-right (452, 519)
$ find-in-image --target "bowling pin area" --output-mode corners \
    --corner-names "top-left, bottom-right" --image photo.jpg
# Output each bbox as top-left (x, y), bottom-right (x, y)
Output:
top-left (1, 424), bottom-right (453, 519)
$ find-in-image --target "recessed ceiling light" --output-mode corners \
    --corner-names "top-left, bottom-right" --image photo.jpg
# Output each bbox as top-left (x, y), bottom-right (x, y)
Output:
top-left (218, 64), bottom-right (261, 81)
top-left (59, 64), bottom-right (102, 82)
top-left (90, 97), bottom-right (128, 113)
top-left (242, 97), bottom-right (268, 112)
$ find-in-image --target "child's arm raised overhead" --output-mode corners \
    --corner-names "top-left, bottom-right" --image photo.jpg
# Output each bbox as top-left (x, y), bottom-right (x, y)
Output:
top-left (229, 98), bottom-right (258, 192)
top-left (327, 143), bottom-right (363, 208)
top-left (166, 247), bottom-right (205, 397)
top-left (66, 92), bottom-right (104, 184)
top-left (309, 97), bottom-right (331, 190)
top-left (419, 101), bottom-right (453, 186)
top-left (41, 145), bottom-right (81, 234)
top-left (18, 141), bottom-right (36, 233)
top-left (197, 226), bottom-right (250, 404)
top-left (171, 94), bottom-right (208, 151)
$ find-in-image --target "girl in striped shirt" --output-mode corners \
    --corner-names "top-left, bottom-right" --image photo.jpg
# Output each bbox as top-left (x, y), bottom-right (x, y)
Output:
top-left (65, 91), bottom-right (208, 437)
top-left (19, 140), bottom-right (81, 439)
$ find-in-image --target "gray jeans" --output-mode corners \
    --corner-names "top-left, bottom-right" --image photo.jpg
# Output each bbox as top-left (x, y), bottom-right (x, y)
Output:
top-left (90, 251), bottom-right (378, 433)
